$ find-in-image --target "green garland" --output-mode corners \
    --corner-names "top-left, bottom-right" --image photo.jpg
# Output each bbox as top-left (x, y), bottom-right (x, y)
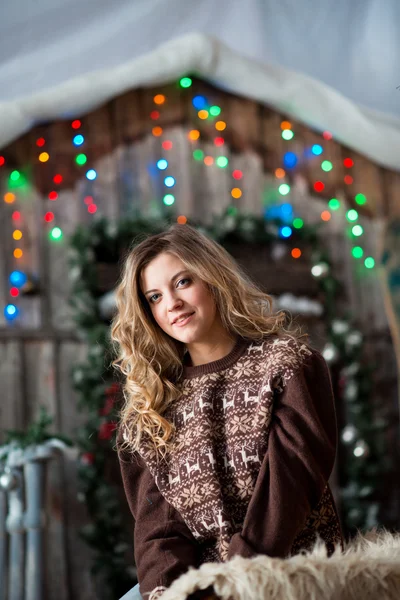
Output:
top-left (0, 406), bottom-right (72, 465)
top-left (68, 206), bottom-right (390, 599)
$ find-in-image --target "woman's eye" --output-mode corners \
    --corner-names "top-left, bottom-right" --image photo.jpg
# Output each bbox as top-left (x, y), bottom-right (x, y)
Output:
top-left (177, 278), bottom-right (190, 287)
top-left (149, 278), bottom-right (191, 303)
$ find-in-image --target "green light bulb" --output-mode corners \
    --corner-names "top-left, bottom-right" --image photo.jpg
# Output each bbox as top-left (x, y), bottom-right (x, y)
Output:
top-left (352, 225), bottom-right (363, 237)
top-left (193, 149), bottom-right (204, 161)
top-left (209, 106), bottom-right (221, 116)
top-left (352, 246), bottom-right (364, 259)
top-left (216, 156), bottom-right (228, 168)
top-left (282, 130), bottom-right (294, 141)
top-left (346, 209), bottom-right (359, 222)
top-left (293, 218), bottom-right (304, 229)
top-left (365, 257), bottom-right (375, 269)
top-left (279, 184), bottom-right (290, 195)
top-left (179, 77), bottom-right (192, 88)
top-left (50, 227), bottom-right (63, 240)
top-left (355, 193), bottom-right (367, 205)
top-left (328, 198), bottom-right (341, 210)
top-left (321, 160), bottom-right (333, 172)
top-left (163, 194), bottom-right (175, 206)
top-left (75, 154), bottom-right (87, 165)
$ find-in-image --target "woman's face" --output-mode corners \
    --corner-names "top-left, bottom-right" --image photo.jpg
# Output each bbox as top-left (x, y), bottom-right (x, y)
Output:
top-left (140, 252), bottom-right (221, 345)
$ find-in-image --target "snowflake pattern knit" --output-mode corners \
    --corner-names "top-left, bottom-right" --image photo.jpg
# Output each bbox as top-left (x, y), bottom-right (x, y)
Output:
top-left (135, 336), bottom-right (343, 567)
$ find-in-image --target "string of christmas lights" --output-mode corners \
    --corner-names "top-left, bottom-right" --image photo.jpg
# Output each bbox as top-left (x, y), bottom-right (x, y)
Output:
top-left (152, 90), bottom-right (187, 225)
top-left (274, 120), bottom-right (375, 270)
top-left (0, 76), bottom-right (380, 321)
top-left (150, 92), bottom-right (177, 214)
top-left (37, 135), bottom-right (64, 241)
top-left (72, 119), bottom-right (99, 216)
top-left (3, 159), bottom-right (27, 321)
top-left (187, 83), bottom-right (246, 227)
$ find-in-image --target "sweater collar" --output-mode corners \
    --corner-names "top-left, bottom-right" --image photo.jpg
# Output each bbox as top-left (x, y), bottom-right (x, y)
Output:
top-left (182, 336), bottom-right (250, 379)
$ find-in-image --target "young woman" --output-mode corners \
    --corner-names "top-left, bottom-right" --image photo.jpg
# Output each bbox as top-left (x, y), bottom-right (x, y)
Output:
top-left (112, 224), bottom-right (343, 600)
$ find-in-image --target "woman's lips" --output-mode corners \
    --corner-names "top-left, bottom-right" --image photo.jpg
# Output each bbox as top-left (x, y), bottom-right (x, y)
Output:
top-left (173, 312), bottom-right (195, 327)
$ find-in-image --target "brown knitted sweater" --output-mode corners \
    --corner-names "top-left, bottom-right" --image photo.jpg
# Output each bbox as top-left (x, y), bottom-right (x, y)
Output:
top-left (118, 335), bottom-right (343, 599)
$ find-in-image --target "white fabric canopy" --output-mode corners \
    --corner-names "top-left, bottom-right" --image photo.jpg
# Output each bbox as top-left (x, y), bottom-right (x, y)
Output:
top-left (1, 0), bottom-right (399, 170)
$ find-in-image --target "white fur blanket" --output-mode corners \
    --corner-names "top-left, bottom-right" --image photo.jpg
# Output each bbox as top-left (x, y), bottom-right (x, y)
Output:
top-left (161, 530), bottom-right (400, 600)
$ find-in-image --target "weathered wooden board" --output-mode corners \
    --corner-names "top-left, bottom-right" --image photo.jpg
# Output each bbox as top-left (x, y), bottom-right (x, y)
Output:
top-left (24, 341), bottom-right (69, 600)
top-left (0, 341), bottom-right (24, 435)
top-left (58, 342), bottom-right (96, 600)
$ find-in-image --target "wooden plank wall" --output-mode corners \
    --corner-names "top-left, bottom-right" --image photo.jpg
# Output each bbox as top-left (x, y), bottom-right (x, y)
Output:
top-left (0, 77), bottom-right (399, 598)
top-left (0, 338), bottom-right (96, 600)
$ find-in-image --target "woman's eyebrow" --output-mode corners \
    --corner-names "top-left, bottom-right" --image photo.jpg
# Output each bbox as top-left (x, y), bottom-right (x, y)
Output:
top-left (144, 270), bottom-right (189, 295)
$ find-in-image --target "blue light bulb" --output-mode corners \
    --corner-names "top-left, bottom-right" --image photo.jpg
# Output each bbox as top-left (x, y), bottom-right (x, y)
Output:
top-left (73, 135), bottom-right (84, 146)
top-left (86, 169), bottom-right (97, 180)
top-left (192, 96), bottom-right (207, 110)
top-left (164, 176), bottom-right (175, 188)
top-left (311, 144), bottom-right (323, 156)
top-left (157, 159), bottom-right (168, 170)
top-left (4, 304), bottom-right (19, 320)
top-left (280, 226), bottom-right (293, 238)
top-left (283, 152), bottom-right (298, 168)
top-left (9, 271), bottom-right (27, 288)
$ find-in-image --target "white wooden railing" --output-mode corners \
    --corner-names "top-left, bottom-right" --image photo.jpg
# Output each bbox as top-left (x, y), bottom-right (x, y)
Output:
top-left (0, 441), bottom-right (69, 600)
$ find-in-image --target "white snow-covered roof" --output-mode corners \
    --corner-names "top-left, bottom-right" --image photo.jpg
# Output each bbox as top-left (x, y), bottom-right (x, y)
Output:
top-left (1, 0), bottom-right (399, 170)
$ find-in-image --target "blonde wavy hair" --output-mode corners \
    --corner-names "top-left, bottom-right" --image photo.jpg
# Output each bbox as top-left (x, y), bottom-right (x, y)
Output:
top-left (111, 223), bottom-right (307, 459)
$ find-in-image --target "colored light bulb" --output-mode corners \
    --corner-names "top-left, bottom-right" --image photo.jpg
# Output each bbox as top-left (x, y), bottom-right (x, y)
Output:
top-left (282, 130), bottom-right (294, 140)
top-left (311, 144), bottom-right (323, 155)
top-left (216, 156), bottom-right (228, 168)
top-left (293, 218), bottom-right (304, 229)
top-left (75, 154), bottom-right (87, 165)
top-left (9, 271), bottom-right (27, 287)
top-left (179, 77), bottom-right (192, 88)
top-left (280, 226), bottom-right (292, 238)
top-left (73, 134), bottom-right (84, 146)
top-left (153, 94), bottom-right (165, 105)
top-left (352, 225), bottom-right (363, 237)
top-left (321, 160), bottom-right (333, 172)
top-left (4, 304), bottom-right (19, 320)
top-left (193, 150), bottom-right (204, 161)
top-left (231, 188), bottom-right (242, 199)
top-left (355, 193), bottom-right (367, 205)
top-left (329, 198), bottom-right (340, 210)
top-left (215, 121), bottom-right (226, 131)
top-left (86, 169), bottom-right (97, 180)
top-left (164, 176), bottom-right (175, 187)
top-left (157, 159), bottom-right (168, 170)
top-left (192, 96), bottom-right (207, 110)
top-left (352, 246), bottom-right (364, 258)
top-left (163, 194), bottom-right (175, 206)
top-left (279, 184), bottom-right (290, 195)
top-left (346, 209), bottom-right (359, 222)
top-left (50, 227), bottom-right (63, 240)
top-left (209, 106), bottom-right (221, 116)
top-left (365, 257), bottom-right (375, 269)
top-left (283, 152), bottom-right (297, 168)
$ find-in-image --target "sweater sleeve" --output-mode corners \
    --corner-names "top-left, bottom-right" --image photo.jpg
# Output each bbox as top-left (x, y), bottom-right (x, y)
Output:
top-left (227, 349), bottom-right (337, 560)
top-left (118, 443), bottom-right (200, 599)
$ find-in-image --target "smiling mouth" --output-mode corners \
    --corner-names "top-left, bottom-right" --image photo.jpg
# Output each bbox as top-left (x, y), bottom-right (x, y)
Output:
top-left (173, 312), bottom-right (195, 326)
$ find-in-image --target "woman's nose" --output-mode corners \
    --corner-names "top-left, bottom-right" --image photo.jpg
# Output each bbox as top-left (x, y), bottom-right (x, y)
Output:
top-left (167, 294), bottom-right (183, 312)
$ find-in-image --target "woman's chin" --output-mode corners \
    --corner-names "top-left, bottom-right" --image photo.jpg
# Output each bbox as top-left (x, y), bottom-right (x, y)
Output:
top-left (172, 327), bottom-right (204, 345)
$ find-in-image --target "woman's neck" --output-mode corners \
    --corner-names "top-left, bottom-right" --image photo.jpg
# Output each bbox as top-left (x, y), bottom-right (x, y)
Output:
top-left (185, 333), bottom-right (238, 367)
